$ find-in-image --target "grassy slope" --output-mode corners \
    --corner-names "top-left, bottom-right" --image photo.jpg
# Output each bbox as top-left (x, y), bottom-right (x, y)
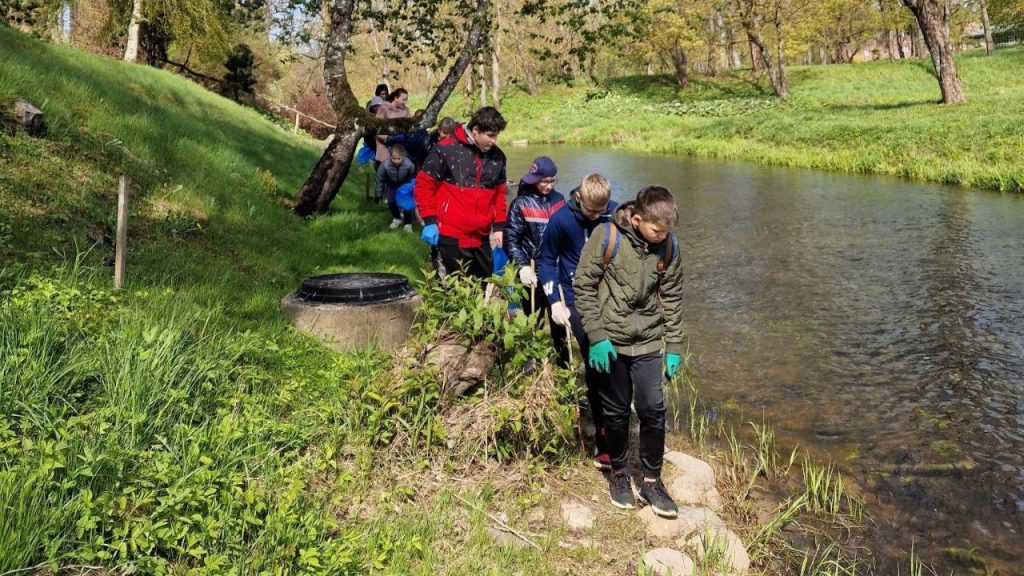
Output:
top-left (0, 25), bottom-right (425, 324)
top-left (498, 48), bottom-right (1024, 192)
top-left (2, 26), bottom-right (598, 575)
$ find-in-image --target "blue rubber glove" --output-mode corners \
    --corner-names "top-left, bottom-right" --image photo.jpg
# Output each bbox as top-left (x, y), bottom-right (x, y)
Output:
top-left (665, 353), bottom-right (681, 379)
top-left (421, 224), bottom-right (439, 246)
top-left (588, 339), bottom-right (617, 373)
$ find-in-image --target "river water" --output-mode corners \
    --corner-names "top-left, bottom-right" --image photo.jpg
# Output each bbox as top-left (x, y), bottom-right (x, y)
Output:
top-left (503, 145), bottom-right (1024, 574)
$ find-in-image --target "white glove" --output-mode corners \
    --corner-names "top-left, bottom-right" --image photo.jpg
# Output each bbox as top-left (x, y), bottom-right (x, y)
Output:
top-left (518, 265), bottom-right (538, 288)
top-left (550, 301), bottom-right (571, 327)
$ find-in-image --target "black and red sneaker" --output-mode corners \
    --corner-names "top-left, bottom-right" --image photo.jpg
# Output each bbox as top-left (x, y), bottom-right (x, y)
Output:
top-left (608, 470), bottom-right (635, 510)
top-left (593, 452), bottom-right (612, 471)
top-left (639, 477), bottom-right (678, 518)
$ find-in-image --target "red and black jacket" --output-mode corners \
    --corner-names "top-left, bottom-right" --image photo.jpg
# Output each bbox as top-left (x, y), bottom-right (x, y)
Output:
top-left (414, 123), bottom-right (508, 248)
top-left (504, 183), bottom-right (565, 266)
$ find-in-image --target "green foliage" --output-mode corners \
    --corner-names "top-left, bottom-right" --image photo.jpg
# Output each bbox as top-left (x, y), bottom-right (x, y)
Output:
top-left (220, 43), bottom-right (257, 102)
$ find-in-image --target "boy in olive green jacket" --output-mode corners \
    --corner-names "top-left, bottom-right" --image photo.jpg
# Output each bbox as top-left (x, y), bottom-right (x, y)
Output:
top-left (573, 185), bottom-right (684, 518)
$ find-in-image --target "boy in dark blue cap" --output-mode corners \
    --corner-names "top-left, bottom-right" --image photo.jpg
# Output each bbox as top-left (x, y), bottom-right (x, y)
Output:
top-left (506, 156), bottom-right (565, 317)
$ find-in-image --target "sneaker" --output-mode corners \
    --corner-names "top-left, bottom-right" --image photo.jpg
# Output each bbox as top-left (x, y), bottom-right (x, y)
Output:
top-left (593, 452), bottom-right (612, 472)
top-left (403, 224), bottom-right (413, 233)
top-left (389, 219), bottom-right (402, 229)
top-left (639, 477), bottom-right (678, 518)
top-left (608, 471), bottom-right (635, 510)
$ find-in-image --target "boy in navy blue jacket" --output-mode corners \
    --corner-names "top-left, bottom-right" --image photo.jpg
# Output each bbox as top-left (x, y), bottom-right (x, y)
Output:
top-left (536, 173), bottom-right (617, 470)
top-left (506, 156), bottom-right (565, 318)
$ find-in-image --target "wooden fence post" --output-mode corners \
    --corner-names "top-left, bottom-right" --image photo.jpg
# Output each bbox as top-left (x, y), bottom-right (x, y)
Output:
top-left (294, 110), bottom-right (301, 134)
top-left (114, 175), bottom-right (129, 291)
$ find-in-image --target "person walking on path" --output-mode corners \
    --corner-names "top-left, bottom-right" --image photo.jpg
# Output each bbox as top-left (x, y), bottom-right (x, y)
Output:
top-left (536, 174), bottom-right (617, 469)
top-left (573, 185), bottom-right (684, 519)
top-left (414, 106), bottom-right (509, 279)
top-left (376, 144), bottom-right (417, 231)
top-left (505, 156), bottom-right (564, 317)
top-left (374, 88), bottom-right (410, 164)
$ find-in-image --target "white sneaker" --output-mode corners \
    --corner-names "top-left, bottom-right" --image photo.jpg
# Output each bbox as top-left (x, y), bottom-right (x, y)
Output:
top-left (389, 219), bottom-right (402, 229)
top-left (403, 224), bottom-right (413, 233)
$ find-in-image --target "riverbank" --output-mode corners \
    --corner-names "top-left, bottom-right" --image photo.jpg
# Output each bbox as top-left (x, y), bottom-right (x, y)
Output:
top-left (491, 47), bottom-right (1024, 194)
top-left (1, 27), bottom-right (767, 575)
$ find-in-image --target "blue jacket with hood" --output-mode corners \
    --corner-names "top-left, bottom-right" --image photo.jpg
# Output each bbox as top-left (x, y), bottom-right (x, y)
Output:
top-left (536, 189), bottom-right (618, 307)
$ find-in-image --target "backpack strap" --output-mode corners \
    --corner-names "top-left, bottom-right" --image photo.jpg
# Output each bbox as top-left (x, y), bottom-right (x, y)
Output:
top-left (657, 234), bottom-right (676, 275)
top-left (601, 222), bottom-right (619, 269)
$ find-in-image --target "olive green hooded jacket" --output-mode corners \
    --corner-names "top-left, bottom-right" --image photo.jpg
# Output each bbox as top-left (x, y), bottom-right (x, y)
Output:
top-left (572, 202), bottom-right (685, 357)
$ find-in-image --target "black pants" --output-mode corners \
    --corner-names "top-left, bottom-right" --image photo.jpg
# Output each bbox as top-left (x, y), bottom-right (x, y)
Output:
top-left (601, 350), bottom-right (666, 476)
top-left (526, 297), bottom-right (609, 455)
top-left (436, 239), bottom-right (493, 280)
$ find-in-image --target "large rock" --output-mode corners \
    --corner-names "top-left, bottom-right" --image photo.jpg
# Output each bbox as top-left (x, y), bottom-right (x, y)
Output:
top-left (13, 101), bottom-right (45, 136)
top-left (664, 451), bottom-right (716, 490)
top-left (424, 337), bottom-right (499, 401)
top-left (639, 505), bottom-right (725, 541)
top-left (669, 478), bottom-right (724, 511)
top-left (560, 502), bottom-right (595, 531)
top-left (684, 528), bottom-right (750, 575)
top-left (664, 451), bottom-right (721, 510)
top-left (643, 547), bottom-right (694, 576)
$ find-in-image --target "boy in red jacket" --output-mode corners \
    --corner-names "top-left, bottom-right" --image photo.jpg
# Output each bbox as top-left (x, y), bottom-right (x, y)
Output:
top-left (414, 107), bottom-right (508, 279)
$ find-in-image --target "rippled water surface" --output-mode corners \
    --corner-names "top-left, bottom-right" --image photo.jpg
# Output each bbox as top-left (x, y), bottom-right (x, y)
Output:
top-left (504, 145), bottom-right (1024, 573)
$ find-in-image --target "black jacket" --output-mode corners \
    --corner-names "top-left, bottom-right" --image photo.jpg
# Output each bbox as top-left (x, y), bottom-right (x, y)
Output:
top-left (505, 182), bottom-right (566, 266)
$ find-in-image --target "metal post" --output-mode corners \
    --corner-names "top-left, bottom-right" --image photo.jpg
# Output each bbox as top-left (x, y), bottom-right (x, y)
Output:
top-left (114, 175), bottom-right (129, 291)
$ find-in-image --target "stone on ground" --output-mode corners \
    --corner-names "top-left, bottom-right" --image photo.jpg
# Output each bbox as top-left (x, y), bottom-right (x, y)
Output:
top-left (663, 451), bottom-right (716, 491)
top-left (560, 501), bottom-right (595, 531)
top-left (672, 506), bottom-right (727, 540)
top-left (669, 476), bottom-right (724, 511)
top-left (684, 528), bottom-right (750, 575)
top-left (643, 547), bottom-right (694, 576)
top-left (638, 506), bottom-right (688, 539)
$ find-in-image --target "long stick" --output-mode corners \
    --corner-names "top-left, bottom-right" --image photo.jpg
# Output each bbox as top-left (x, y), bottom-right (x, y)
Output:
top-left (529, 258), bottom-right (536, 313)
top-left (558, 283), bottom-right (587, 456)
top-left (557, 284), bottom-right (573, 367)
top-left (453, 493), bottom-right (541, 551)
top-left (114, 175), bottom-right (129, 291)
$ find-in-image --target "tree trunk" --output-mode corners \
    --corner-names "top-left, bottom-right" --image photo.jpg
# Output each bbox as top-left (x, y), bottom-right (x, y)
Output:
top-left (671, 41), bottom-right (689, 88)
top-left (477, 55), bottom-right (487, 107)
top-left (979, 0), bottom-right (994, 55)
top-left (511, 20), bottom-right (538, 95)
top-left (293, 129), bottom-right (363, 216)
top-left (749, 39), bottom-right (764, 71)
top-left (706, 13), bottom-right (720, 76)
top-left (491, 4), bottom-right (501, 107)
top-left (739, 0), bottom-right (788, 98)
top-left (124, 0), bottom-right (143, 62)
top-left (902, 0), bottom-right (966, 103)
top-left (293, 0), bottom-right (493, 217)
top-left (771, 2), bottom-right (790, 97)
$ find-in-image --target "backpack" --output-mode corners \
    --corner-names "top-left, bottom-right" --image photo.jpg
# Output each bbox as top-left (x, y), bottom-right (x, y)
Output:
top-left (600, 222), bottom-right (675, 275)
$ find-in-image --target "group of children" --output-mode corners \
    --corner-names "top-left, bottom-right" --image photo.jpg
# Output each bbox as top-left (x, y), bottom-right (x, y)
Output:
top-left (407, 104), bottom-right (685, 518)
top-left (364, 83), bottom-right (456, 232)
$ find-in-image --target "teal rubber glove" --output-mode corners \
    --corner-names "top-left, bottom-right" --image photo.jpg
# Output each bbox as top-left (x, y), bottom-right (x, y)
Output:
top-left (421, 224), bottom-right (439, 246)
top-left (665, 353), bottom-right (681, 379)
top-left (588, 339), bottom-right (617, 373)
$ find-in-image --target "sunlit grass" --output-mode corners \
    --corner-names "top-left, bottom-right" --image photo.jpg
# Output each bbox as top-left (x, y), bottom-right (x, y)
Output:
top-left (487, 47), bottom-right (1024, 193)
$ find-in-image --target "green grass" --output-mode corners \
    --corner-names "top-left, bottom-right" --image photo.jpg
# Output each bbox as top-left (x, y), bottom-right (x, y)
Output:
top-left (495, 48), bottom-right (1024, 193)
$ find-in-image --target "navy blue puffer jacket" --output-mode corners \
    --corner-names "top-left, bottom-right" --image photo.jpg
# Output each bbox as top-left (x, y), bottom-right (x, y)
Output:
top-left (505, 182), bottom-right (565, 267)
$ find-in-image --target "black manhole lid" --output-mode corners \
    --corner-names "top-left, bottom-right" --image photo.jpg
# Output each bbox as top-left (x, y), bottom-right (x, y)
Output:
top-left (296, 273), bottom-right (414, 305)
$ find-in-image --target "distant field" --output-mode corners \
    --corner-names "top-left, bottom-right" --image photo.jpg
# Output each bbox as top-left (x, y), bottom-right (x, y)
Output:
top-left (491, 47), bottom-right (1024, 193)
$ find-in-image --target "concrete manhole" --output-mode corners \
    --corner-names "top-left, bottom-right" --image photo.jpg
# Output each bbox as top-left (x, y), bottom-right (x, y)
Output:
top-left (282, 273), bottom-right (420, 352)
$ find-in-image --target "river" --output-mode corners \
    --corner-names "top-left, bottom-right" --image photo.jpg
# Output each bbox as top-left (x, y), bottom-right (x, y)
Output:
top-left (503, 145), bottom-right (1024, 574)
